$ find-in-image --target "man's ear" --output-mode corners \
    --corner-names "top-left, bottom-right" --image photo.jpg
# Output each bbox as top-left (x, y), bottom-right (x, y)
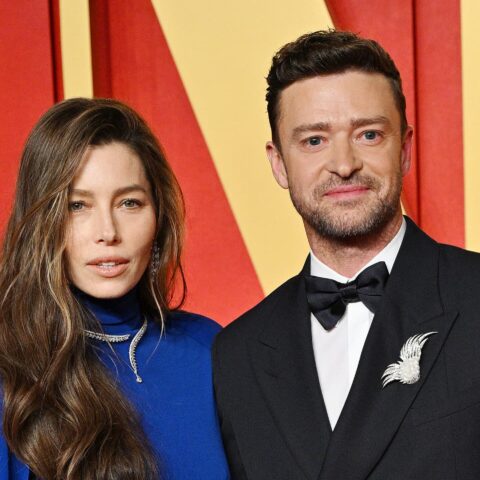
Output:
top-left (266, 141), bottom-right (289, 189)
top-left (400, 127), bottom-right (414, 177)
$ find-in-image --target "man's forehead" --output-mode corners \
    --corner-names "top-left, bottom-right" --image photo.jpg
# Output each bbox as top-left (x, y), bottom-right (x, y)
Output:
top-left (277, 71), bottom-right (400, 130)
top-left (280, 71), bottom-right (395, 105)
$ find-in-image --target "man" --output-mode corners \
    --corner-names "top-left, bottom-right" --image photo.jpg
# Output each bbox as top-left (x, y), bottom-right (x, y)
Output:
top-left (213, 30), bottom-right (480, 480)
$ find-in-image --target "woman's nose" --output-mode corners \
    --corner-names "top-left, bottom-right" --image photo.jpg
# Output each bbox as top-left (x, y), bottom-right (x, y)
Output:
top-left (94, 211), bottom-right (119, 245)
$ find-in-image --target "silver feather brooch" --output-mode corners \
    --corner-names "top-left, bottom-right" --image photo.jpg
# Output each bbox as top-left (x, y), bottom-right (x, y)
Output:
top-left (381, 332), bottom-right (438, 388)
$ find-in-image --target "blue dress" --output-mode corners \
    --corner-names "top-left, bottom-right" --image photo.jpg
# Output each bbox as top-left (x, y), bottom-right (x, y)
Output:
top-left (0, 288), bottom-right (229, 479)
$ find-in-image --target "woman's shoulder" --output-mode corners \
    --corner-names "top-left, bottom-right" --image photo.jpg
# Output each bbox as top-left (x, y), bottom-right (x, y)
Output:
top-left (165, 311), bottom-right (222, 349)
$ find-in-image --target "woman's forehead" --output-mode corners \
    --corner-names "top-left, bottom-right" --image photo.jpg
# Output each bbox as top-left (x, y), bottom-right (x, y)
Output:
top-left (71, 142), bottom-right (150, 192)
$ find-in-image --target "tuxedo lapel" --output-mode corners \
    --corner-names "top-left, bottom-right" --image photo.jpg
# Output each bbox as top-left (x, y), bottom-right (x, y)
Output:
top-left (249, 269), bottom-right (331, 480)
top-left (319, 219), bottom-right (458, 480)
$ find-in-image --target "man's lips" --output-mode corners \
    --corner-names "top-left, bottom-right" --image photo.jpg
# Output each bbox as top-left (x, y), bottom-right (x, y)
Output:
top-left (86, 257), bottom-right (129, 278)
top-left (323, 185), bottom-right (370, 198)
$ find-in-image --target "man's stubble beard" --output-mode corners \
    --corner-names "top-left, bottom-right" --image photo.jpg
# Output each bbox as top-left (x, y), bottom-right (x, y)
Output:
top-left (289, 171), bottom-right (403, 241)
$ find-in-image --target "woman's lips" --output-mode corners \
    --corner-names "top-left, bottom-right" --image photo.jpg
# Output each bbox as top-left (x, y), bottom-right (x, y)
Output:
top-left (86, 258), bottom-right (129, 278)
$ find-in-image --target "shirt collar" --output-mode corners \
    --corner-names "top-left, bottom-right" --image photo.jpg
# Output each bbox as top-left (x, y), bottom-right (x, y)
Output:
top-left (310, 217), bottom-right (406, 282)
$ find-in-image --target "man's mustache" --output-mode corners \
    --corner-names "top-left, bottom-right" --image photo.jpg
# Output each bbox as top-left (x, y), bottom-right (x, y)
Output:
top-left (315, 174), bottom-right (381, 196)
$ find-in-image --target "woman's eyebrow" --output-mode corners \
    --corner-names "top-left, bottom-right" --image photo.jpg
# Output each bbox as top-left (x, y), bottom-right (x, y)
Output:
top-left (69, 184), bottom-right (148, 197)
top-left (113, 184), bottom-right (148, 196)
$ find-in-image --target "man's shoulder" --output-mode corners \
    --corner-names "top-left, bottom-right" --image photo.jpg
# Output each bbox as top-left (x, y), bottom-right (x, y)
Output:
top-left (213, 274), bottom-right (301, 371)
top-left (439, 242), bottom-right (480, 263)
top-left (437, 243), bottom-right (480, 296)
top-left (406, 218), bottom-right (480, 280)
top-left (215, 273), bottom-right (301, 345)
top-left (439, 242), bottom-right (480, 276)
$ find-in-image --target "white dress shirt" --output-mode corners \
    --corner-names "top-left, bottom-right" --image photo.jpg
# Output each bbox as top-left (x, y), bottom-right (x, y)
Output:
top-left (310, 219), bottom-right (406, 429)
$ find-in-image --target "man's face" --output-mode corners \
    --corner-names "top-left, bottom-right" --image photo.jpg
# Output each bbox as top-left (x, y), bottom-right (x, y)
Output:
top-left (267, 71), bottom-right (412, 240)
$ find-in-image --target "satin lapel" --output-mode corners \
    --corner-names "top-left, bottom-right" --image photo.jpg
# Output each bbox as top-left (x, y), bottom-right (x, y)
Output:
top-left (249, 268), bottom-right (332, 480)
top-left (319, 219), bottom-right (458, 480)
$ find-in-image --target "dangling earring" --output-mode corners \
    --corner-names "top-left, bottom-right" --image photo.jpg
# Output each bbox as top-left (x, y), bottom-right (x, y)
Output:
top-left (150, 242), bottom-right (160, 281)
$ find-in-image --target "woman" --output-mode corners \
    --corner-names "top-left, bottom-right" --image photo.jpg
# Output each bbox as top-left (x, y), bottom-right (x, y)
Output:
top-left (0, 98), bottom-right (229, 479)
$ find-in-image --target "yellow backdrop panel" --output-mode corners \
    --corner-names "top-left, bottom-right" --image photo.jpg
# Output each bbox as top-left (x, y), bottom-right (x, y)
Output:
top-left (461, 0), bottom-right (480, 252)
top-left (152, 0), bottom-right (332, 293)
top-left (59, 0), bottom-right (93, 99)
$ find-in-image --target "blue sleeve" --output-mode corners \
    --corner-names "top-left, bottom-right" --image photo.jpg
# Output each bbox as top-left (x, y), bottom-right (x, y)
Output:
top-left (0, 431), bottom-right (9, 478)
top-left (0, 401), bottom-right (30, 480)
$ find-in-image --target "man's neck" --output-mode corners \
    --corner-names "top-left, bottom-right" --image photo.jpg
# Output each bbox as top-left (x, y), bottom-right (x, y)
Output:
top-left (307, 214), bottom-right (404, 278)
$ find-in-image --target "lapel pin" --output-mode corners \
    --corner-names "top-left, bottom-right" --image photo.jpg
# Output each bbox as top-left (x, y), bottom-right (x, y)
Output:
top-left (382, 332), bottom-right (438, 388)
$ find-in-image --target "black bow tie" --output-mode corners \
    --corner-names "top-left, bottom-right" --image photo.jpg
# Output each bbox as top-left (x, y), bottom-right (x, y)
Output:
top-left (304, 261), bottom-right (389, 331)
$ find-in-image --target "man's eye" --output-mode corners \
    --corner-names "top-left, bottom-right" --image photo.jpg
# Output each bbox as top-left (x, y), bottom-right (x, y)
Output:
top-left (363, 131), bottom-right (380, 141)
top-left (69, 201), bottom-right (84, 211)
top-left (306, 136), bottom-right (323, 146)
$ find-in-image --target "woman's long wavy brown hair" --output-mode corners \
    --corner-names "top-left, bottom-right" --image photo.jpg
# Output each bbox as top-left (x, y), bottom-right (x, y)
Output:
top-left (0, 98), bottom-right (186, 479)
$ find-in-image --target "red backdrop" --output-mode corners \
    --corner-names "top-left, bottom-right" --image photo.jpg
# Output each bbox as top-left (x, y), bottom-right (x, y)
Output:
top-left (0, 1), bottom-right (466, 323)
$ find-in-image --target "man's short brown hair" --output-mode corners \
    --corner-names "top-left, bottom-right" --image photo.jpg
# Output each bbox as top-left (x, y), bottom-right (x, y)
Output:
top-left (266, 30), bottom-right (407, 146)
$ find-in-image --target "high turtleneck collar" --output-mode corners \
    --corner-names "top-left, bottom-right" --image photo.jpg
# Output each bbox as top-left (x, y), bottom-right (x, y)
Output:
top-left (74, 286), bottom-right (143, 334)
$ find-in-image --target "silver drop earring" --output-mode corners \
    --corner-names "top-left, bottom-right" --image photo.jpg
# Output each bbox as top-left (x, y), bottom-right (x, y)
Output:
top-left (150, 242), bottom-right (160, 281)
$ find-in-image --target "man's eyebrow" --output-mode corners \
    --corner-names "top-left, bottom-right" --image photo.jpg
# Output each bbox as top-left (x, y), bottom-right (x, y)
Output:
top-left (69, 184), bottom-right (148, 196)
top-left (292, 122), bottom-right (331, 138)
top-left (351, 116), bottom-right (391, 129)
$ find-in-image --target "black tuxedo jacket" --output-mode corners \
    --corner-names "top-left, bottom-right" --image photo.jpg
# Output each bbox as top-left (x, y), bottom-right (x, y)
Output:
top-left (213, 218), bottom-right (480, 479)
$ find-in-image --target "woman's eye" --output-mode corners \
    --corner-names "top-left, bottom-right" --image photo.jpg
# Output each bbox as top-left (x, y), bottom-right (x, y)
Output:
top-left (122, 198), bottom-right (141, 208)
top-left (69, 201), bottom-right (84, 211)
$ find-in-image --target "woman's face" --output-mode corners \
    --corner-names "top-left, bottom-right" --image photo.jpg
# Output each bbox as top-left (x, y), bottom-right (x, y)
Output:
top-left (65, 142), bottom-right (157, 298)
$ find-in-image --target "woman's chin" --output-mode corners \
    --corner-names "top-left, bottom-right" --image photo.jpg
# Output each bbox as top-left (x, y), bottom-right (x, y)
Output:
top-left (74, 279), bottom-right (137, 300)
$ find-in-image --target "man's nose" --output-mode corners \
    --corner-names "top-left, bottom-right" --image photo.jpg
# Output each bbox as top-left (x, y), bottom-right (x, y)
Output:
top-left (94, 210), bottom-right (119, 245)
top-left (326, 139), bottom-right (363, 178)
